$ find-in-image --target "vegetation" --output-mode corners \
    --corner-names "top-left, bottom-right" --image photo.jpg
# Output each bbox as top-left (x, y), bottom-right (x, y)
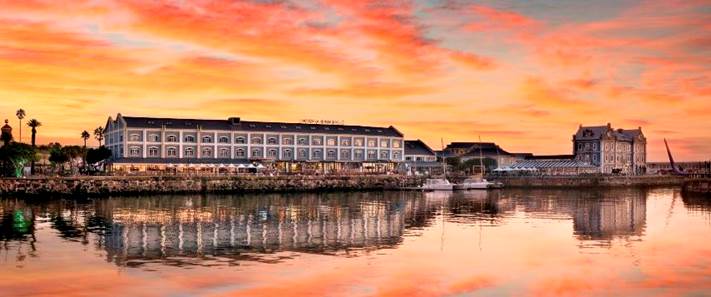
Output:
top-left (16, 109), bottom-right (25, 143)
top-left (93, 127), bottom-right (104, 146)
top-left (81, 130), bottom-right (90, 148)
top-left (86, 146), bottom-right (112, 165)
top-left (27, 119), bottom-right (41, 174)
top-left (0, 143), bottom-right (37, 177)
top-left (445, 157), bottom-right (498, 174)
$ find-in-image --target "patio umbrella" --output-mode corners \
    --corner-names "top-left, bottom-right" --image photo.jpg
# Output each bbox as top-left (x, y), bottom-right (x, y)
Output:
top-left (237, 164), bottom-right (246, 168)
top-left (256, 164), bottom-right (265, 169)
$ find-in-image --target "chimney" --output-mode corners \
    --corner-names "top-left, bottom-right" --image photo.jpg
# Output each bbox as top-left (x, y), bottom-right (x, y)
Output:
top-left (229, 117), bottom-right (241, 125)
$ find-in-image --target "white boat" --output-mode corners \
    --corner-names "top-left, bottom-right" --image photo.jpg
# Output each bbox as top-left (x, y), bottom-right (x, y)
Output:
top-left (421, 178), bottom-right (454, 191)
top-left (454, 176), bottom-right (503, 190)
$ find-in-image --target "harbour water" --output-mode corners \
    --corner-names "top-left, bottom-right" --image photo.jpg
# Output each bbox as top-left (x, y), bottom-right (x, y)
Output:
top-left (1, 188), bottom-right (709, 296)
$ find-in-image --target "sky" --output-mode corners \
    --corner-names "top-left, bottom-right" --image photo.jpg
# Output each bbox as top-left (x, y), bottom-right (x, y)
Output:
top-left (0, 0), bottom-right (708, 161)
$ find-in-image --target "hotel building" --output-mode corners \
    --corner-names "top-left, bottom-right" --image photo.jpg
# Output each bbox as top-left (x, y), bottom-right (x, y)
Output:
top-left (104, 114), bottom-right (404, 173)
top-left (573, 123), bottom-right (647, 175)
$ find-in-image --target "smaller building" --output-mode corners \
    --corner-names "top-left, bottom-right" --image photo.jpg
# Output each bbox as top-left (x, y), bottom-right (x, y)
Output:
top-left (573, 123), bottom-right (646, 175)
top-left (402, 140), bottom-right (441, 175)
top-left (439, 142), bottom-right (518, 168)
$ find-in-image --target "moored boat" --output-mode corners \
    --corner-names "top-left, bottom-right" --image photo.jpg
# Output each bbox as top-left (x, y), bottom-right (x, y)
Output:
top-left (421, 178), bottom-right (454, 191)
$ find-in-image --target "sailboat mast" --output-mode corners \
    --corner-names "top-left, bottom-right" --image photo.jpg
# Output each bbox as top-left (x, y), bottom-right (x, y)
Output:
top-left (478, 135), bottom-right (484, 175)
top-left (441, 138), bottom-right (447, 177)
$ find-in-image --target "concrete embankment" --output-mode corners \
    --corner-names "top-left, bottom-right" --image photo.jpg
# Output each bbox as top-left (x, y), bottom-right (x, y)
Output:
top-left (490, 175), bottom-right (687, 188)
top-left (683, 179), bottom-right (711, 194)
top-left (0, 175), bottom-right (427, 197)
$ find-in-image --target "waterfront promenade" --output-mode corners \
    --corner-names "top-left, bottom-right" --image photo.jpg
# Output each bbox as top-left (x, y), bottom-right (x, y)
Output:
top-left (1, 174), bottom-right (707, 197)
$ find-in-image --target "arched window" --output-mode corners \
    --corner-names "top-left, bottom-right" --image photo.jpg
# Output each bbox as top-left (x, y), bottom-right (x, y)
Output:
top-left (219, 136), bottom-right (230, 143)
top-left (202, 136), bottom-right (213, 143)
top-left (282, 137), bottom-right (293, 145)
top-left (251, 137), bottom-right (262, 144)
top-left (327, 149), bottom-right (337, 159)
top-left (184, 135), bottom-right (195, 143)
top-left (251, 148), bottom-right (262, 158)
top-left (297, 137), bottom-right (308, 145)
top-left (235, 136), bottom-right (246, 144)
top-left (283, 149), bottom-right (293, 159)
top-left (167, 147), bottom-right (178, 157)
top-left (326, 138), bottom-right (336, 146)
top-left (219, 148), bottom-right (230, 158)
top-left (129, 146), bottom-right (141, 156)
top-left (312, 149), bottom-right (322, 159)
top-left (380, 151), bottom-right (389, 159)
top-left (150, 134), bottom-right (160, 142)
top-left (129, 134), bottom-right (141, 142)
top-left (148, 146), bottom-right (159, 157)
top-left (267, 149), bottom-right (278, 158)
top-left (184, 147), bottom-right (195, 157)
top-left (267, 137), bottom-right (278, 145)
top-left (235, 148), bottom-right (246, 158)
top-left (298, 149), bottom-right (308, 159)
top-left (202, 147), bottom-right (213, 157)
top-left (167, 135), bottom-right (178, 142)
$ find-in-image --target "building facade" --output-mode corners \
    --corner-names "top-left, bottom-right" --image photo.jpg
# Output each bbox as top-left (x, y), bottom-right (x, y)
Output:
top-left (104, 114), bottom-right (405, 173)
top-left (573, 124), bottom-right (647, 175)
top-left (438, 142), bottom-right (519, 168)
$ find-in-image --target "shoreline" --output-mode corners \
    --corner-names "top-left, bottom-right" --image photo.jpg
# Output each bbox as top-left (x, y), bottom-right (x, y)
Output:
top-left (0, 175), bottom-right (704, 198)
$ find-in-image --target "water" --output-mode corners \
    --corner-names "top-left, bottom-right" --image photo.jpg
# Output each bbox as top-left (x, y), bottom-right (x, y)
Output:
top-left (1, 188), bottom-right (710, 296)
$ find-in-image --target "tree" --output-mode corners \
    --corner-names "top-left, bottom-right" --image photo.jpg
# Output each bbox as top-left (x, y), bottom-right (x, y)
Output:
top-left (0, 143), bottom-right (37, 177)
top-left (27, 119), bottom-right (41, 174)
top-left (93, 127), bottom-right (105, 146)
top-left (15, 109), bottom-right (25, 143)
top-left (49, 146), bottom-right (69, 172)
top-left (86, 146), bottom-right (112, 165)
top-left (81, 131), bottom-right (90, 148)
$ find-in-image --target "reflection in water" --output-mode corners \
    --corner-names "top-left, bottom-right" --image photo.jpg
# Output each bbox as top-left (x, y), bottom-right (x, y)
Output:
top-left (0, 189), bottom-right (667, 268)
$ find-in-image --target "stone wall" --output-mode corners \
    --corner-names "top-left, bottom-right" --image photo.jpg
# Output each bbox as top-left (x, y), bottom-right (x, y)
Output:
top-left (490, 175), bottom-right (686, 188)
top-left (0, 175), bottom-right (427, 197)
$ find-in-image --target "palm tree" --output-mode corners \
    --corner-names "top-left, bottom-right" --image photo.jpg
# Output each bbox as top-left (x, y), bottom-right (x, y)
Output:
top-left (27, 119), bottom-right (41, 174)
top-left (94, 127), bottom-right (105, 147)
top-left (81, 131), bottom-right (90, 148)
top-left (16, 109), bottom-right (25, 143)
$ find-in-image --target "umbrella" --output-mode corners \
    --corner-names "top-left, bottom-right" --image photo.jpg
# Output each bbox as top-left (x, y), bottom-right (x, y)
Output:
top-left (256, 164), bottom-right (265, 169)
top-left (227, 164), bottom-right (236, 168)
top-left (247, 164), bottom-right (256, 169)
top-left (237, 164), bottom-right (246, 168)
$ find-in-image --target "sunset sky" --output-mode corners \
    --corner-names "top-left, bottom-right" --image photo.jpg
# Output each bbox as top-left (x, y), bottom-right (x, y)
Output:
top-left (0, 0), bottom-right (708, 161)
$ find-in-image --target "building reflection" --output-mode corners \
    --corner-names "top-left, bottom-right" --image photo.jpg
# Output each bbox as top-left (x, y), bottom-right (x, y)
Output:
top-left (0, 188), bottom-right (663, 267)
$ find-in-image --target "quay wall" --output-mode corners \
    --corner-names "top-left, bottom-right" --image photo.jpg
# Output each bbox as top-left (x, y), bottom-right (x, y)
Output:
top-left (0, 175), bottom-right (427, 197)
top-left (683, 179), bottom-right (711, 194)
top-left (490, 175), bottom-right (687, 188)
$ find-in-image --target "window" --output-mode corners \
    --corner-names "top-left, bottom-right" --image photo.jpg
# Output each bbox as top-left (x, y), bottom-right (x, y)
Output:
top-left (184, 147), bottom-right (195, 157)
top-left (283, 137), bottom-right (293, 145)
top-left (219, 148), bottom-right (230, 158)
top-left (167, 135), bottom-right (178, 142)
top-left (380, 140), bottom-right (389, 148)
top-left (340, 150), bottom-right (350, 159)
top-left (327, 149), bottom-right (337, 159)
top-left (267, 137), bottom-right (278, 145)
top-left (202, 136), bottom-right (213, 143)
top-left (380, 151), bottom-right (389, 159)
top-left (312, 137), bottom-right (323, 146)
top-left (129, 134), bottom-right (141, 142)
top-left (298, 149), bottom-right (308, 159)
top-left (312, 149), bottom-right (322, 159)
top-left (367, 139), bottom-right (376, 147)
top-left (148, 146), bottom-right (159, 157)
top-left (297, 137), bottom-right (308, 145)
top-left (218, 136), bottom-right (230, 143)
top-left (267, 149), bottom-right (278, 158)
top-left (149, 134), bottom-right (160, 142)
top-left (235, 148), bottom-right (246, 158)
top-left (251, 137), bottom-right (262, 144)
top-left (393, 151), bottom-right (401, 159)
top-left (326, 138), bottom-right (336, 146)
top-left (184, 135), bottom-right (195, 142)
top-left (167, 147), bottom-right (177, 157)
top-left (340, 138), bottom-right (351, 146)
top-left (235, 136), bottom-right (246, 144)
top-left (283, 149), bottom-right (293, 159)
top-left (577, 143), bottom-right (583, 150)
top-left (202, 147), bottom-right (213, 158)
top-left (354, 138), bottom-right (364, 147)
top-left (129, 146), bottom-right (141, 156)
top-left (392, 140), bottom-right (401, 148)
top-left (367, 150), bottom-right (377, 160)
top-left (251, 148), bottom-right (262, 158)
top-left (354, 150), bottom-right (364, 159)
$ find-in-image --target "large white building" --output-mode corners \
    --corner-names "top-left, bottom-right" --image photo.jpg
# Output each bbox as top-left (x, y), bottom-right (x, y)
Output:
top-left (104, 114), bottom-right (405, 173)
